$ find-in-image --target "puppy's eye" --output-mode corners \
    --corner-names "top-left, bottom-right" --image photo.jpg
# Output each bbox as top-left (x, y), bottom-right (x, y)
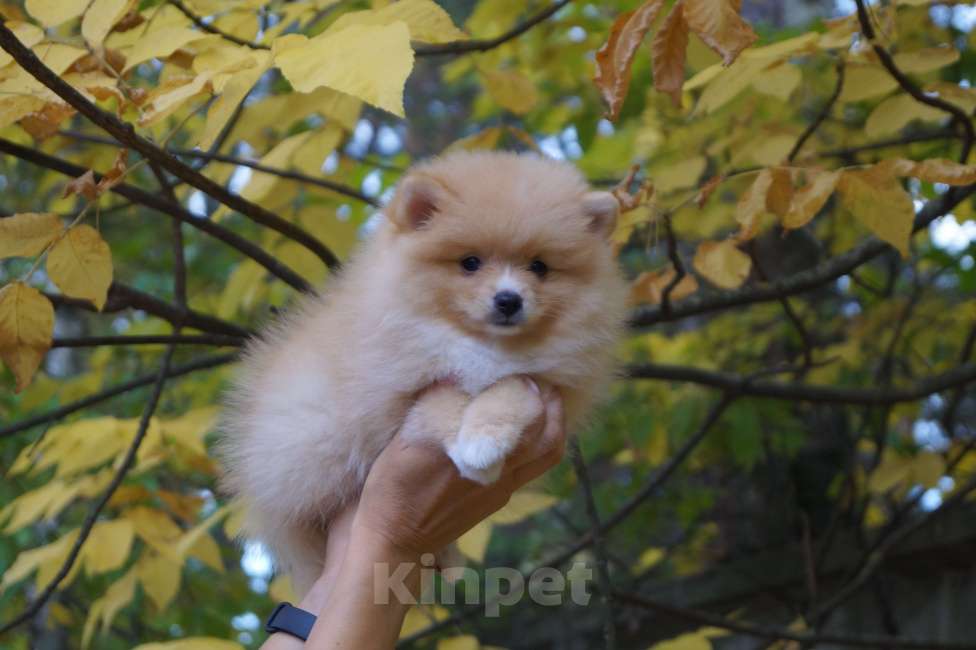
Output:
top-left (529, 259), bottom-right (548, 278)
top-left (460, 256), bottom-right (482, 273)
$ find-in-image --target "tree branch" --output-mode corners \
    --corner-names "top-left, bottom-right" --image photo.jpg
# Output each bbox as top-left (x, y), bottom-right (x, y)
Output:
top-left (0, 21), bottom-right (340, 270)
top-left (569, 438), bottom-right (616, 650)
top-left (45, 282), bottom-right (250, 339)
top-left (51, 334), bottom-right (243, 348)
top-left (854, 0), bottom-right (974, 162)
top-left (0, 353), bottom-right (236, 439)
top-left (613, 590), bottom-right (976, 650)
top-left (627, 362), bottom-right (976, 405)
top-left (414, 0), bottom-right (572, 56)
top-left (60, 130), bottom-right (379, 207)
top-left (787, 60), bottom-right (844, 163)
top-left (0, 137), bottom-right (311, 292)
top-left (630, 184), bottom-right (976, 327)
top-left (167, 0), bottom-right (270, 50)
top-left (0, 344), bottom-right (178, 635)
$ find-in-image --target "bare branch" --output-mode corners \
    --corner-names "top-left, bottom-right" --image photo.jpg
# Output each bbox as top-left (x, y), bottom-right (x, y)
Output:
top-left (45, 282), bottom-right (249, 339)
top-left (167, 0), bottom-right (270, 50)
top-left (627, 362), bottom-right (976, 405)
top-left (854, 0), bottom-right (974, 162)
top-left (0, 137), bottom-right (311, 292)
top-left (414, 0), bottom-right (572, 56)
top-left (614, 590), bottom-right (976, 650)
top-left (0, 353), bottom-right (235, 440)
top-left (631, 184), bottom-right (976, 327)
top-left (569, 438), bottom-right (616, 649)
top-left (0, 21), bottom-right (340, 270)
top-left (788, 59), bottom-right (845, 163)
top-left (60, 130), bottom-right (379, 207)
top-left (51, 334), bottom-right (243, 348)
top-left (0, 344), bottom-right (178, 635)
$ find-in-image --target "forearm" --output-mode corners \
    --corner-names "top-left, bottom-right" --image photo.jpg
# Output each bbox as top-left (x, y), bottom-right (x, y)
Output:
top-left (260, 530), bottom-right (420, 650)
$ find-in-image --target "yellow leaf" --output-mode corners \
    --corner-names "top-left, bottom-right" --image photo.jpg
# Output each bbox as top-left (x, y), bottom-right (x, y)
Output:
top-left (651, 630), bottom-right (712, 650)
top-left (197, 59), bottom-right (270, 149)
top-left (139, 74), bottom-right (213, 126)
top-left (1, 529), bottom-right (79, 592)
top-left (912, 452), bottom-right (945, 488)
top-left (457, 521), bottom-right (492, 562)
top-left (162, 406), bottom-right (220, 456)
top-left (482, 69), bottom-right (539, 115)
top-left (136, 553), bottom-right (182, 611)
top-left (593, 0), bottom-right (666, 120)
top-left (630, 267), bottom-right (699, 305)
top-left (126, 506), bottom-right (183, 560)
top-left (1, 480), bottom-right (80, 533)
top-left (293, 125), bottom-right (345, 176)
top-left (327, 0), bottom-right (467, 43)
top-left (269, 574), bottom-right (296, 603)
top-left (122, 27), bottom-right (214, 72)
top-left (132, 638), bottom-right (243, 650)
top-left (838, 64), bottom-right (898, 102)
top-left (782, 169), bottom-right (839, 229)
top-left (81, 0), bottom-right (135, 48)
top-left (188, 532), bottom-right (224, 572)
top-left (882, 158), bottom-right (976, 186)
top-left (90, 569), bottom-right (137, 644)
top-left (84, 520), bottom-right (135, 575)
top-left (437, 635), bottom-right (480, 650)
top-left (0, 22), bottom-right (45, 68)
top-left (242, 131), bottom-right (313, 203)
top-left (865, 93), bottom-right (944, 139)
top-left (634, 547), bottom-right (665, 572)
top-left (651, 155), bottom-right (706, 193)
top-left (683, 0), bottom-right (758, 66)
top-left (0, 282), bottom-right (54, 392)
top-left (0, 212), bottom-right (63, 259)
top-left (400, 606), bottom-right (449, 637)
top-left (746, 133), bottom-right (795, 167)
top-left (837, 167), bottom-right (914, 257)
top-left (751, 61), bottom-right (801, 100)
top-left (892, 46), bottom-right (959, 74)
top-left (47, 225), bottom-right (114, 311)
top-left (274, 241), bottom-right (329, 286)
top-left (692, 239), bottom-right (751, 289)
top-left (652, 4), bottom-right (689, 107)
top-left (489, 491), bottom-right (558, 525)
top-left (694, 56), bottom-right (767, 114)
top-left (218, 260), bottom-right (268, 319)
top-left (275, 22), bottom-right (414, 117)
top-left (736, 168), bottom-right (773, 239)
top-left (25, 0), bottom-right (90, 27)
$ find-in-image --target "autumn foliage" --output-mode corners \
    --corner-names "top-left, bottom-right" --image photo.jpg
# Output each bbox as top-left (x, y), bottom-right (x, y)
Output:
top-left (1, 0), bottom-right (976, 648)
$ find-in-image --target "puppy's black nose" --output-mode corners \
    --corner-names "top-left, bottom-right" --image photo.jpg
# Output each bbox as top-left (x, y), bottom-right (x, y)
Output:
top-left (493, 291), bottom-right (523, 317)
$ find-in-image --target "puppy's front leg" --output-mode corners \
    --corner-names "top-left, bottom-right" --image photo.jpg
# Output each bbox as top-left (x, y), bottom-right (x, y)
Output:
top-left (447, 376), bottom-right (543, 485)
top-left (400, 382), bottom-right (471, 446)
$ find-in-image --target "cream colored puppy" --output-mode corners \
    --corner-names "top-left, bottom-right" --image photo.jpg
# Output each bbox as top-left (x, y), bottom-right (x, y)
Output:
top-left (218, 151), bottom-right (628, 594)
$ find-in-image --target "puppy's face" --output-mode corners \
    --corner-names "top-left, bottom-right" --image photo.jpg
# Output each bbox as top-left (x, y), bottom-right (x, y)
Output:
top-left (387, 160), bottom-right (619, 344)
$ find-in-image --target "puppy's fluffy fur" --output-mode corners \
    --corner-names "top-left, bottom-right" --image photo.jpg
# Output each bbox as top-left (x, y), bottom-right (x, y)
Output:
top-left (218, 151), bottom-right (628, 594)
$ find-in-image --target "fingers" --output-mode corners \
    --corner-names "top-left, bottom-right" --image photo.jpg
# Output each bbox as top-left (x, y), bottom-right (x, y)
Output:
top-left (502, 385), bottom-right (566, 482)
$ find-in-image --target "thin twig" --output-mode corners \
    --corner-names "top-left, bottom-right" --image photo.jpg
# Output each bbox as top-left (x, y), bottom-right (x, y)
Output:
top-left (414, 0), bottom-right (572, 56)
top-left (569, 438), bottom-right (616, 650)
top-left (787, 60), bottom-right (845, 163)
top-left (51, 334), bottom-right (243, 348)
top-left (167, 0), bottom-right (269, 50)
top-left (0, 353), bottom-right (236, 439)
top-left (0, 344), bottom-right (178, 635)
top-left (0, 21), bottom-right (340, 270)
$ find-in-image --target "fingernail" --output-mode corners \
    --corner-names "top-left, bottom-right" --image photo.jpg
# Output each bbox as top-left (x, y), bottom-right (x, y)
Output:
top-left (525, 377), bottom-right (540, 395)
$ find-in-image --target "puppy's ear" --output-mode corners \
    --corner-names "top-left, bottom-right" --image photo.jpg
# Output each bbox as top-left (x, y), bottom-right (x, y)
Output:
top-left (388, 174), bottom-right (447, 230)
top-left (582, 191), bottom-right (619, 238)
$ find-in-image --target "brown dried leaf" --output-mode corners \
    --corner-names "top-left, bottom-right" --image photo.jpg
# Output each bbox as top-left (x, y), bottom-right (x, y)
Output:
top-left (694, 174), bottom-right (724, 208)
top-left (63, 170), bottom-right (99, 202)
top-left (630, 266), bottom-right (699, 304)
top-left (19, 102), bottom-right (76, 141)
top-left (683, 0), bottom-right (758, 66)
top-left (782, 169), bottom-right (839, 230)
top-left (652, 1), bottom-right (689, 106)
top-left (594, 0), bottom-right (666, 121)
top-left (766, 166), bottom-right (794, 217)
top-left (111, 10), bottom-right (144, 32)
top-left (693, 239), bottom-right (752, 289)
top-left (736, 168), bottom-right (772, 241)
top-left (96, 149), bottom-right (128, 194)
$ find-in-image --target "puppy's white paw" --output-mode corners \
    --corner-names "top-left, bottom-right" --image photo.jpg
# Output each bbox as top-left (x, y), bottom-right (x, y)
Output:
top-left (447, 426), bottom-right (512, 485)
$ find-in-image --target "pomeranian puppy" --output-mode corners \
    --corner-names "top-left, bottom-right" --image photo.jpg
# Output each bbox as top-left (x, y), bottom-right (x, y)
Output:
top-left (218, 151), bottom-right (628, 595)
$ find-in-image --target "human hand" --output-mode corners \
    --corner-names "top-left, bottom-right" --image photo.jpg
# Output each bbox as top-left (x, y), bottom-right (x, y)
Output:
top-left (351, 381), bottom-right (566, 558)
